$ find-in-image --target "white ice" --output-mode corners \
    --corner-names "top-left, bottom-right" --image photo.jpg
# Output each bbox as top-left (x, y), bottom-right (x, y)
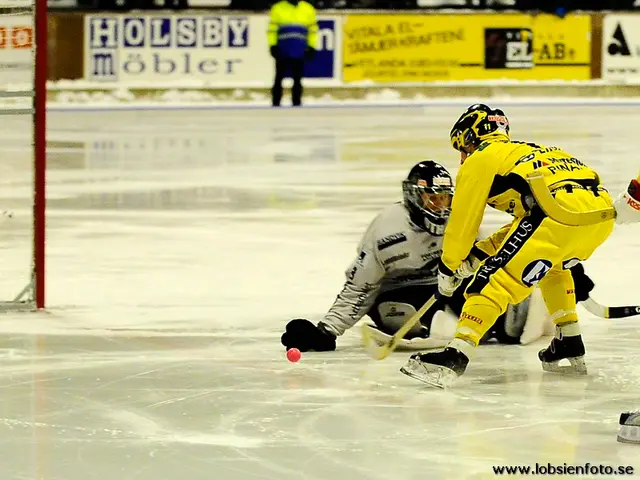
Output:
top-left (0, 104), bottom-right (638, 479)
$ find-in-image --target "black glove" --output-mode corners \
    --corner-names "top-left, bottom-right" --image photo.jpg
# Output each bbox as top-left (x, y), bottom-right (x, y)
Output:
top-left (281, 319), bottom-right (336, 352)
top-left (270, 46), bottom-right (279, 59)
top-left (304, 46), bottom-right (316, 60)
top-left (569, 263), bottom-right (595, 302)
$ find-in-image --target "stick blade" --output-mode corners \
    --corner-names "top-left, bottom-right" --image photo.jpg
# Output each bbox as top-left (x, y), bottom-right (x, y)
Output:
top-left (581, 297), bottom-right (640, 319)
top-left (361, 322), bottom-right (393, 360)
top-left (607, 305), bottom-right (640, 319)
top-left (360, 294), bottom-right (438, 361)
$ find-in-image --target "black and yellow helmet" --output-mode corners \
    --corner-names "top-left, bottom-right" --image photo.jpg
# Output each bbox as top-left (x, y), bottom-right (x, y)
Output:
top-left (449, 104), bottom-right (510, 152)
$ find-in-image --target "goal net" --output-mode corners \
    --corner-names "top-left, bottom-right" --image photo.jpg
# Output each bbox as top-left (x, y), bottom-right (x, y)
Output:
top-left (0, 0), bottom-right (45, 310)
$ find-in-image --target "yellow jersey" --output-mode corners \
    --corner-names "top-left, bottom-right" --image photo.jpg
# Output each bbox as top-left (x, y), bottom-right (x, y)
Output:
top-left (442, 139), bottom-right (603, 272)
top-left (268, 0), bottom-right (318, 59)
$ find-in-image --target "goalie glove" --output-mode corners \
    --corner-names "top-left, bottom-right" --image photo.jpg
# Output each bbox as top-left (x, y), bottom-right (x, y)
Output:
top-left (281, 319), bottom-right (337, 352)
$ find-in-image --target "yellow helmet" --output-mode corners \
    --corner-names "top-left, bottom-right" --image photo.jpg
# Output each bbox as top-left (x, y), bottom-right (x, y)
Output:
top-left (449, 104), bottom-right (510, 152)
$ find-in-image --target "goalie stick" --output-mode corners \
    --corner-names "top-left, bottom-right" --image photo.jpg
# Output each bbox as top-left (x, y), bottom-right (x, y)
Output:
top-left (527, 172), bottom-right (616, 226)
top-left (361, 294), bottom-right (438, 360)
top-left (361, 295), bottom-right (637, 360)
top-left (581, 297), bottom-right (640, 319)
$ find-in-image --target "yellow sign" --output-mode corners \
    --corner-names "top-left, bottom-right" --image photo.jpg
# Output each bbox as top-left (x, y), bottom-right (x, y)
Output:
top-left (342, 14), bottom-right (591, 83)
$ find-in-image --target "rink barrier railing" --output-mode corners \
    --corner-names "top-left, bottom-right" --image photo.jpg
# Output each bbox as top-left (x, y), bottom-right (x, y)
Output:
top-left (45, 97), bottom-right (640, 112)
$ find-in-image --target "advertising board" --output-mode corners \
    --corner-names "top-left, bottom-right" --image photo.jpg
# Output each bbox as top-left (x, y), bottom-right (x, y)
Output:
top-left (84, 14), bottom-right (340, 87)
top-left (342, 14), bottom-right (591, 83)
top-left (602, 14), bottom-right (640, 81)
top-left (0, 15), bottom-right (32, 85)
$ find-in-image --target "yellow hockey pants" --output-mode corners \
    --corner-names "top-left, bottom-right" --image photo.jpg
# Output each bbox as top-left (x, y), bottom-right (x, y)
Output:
top-left (456, 188), bottom-right (614, 346)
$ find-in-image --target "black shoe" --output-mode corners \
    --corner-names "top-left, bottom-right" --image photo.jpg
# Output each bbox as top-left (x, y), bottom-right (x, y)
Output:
top-left (400, 347), bottom-right (469, 388)
top-left (538, 323), bottom-right (586, 375)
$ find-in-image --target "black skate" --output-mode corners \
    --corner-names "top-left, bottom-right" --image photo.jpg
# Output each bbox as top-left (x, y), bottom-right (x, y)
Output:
top-left (618, 411), bottom-right (640, 444)
top-left (400, 347), bottom-right (469, 389)
top-left (538, 323), bottom-right (587, 375)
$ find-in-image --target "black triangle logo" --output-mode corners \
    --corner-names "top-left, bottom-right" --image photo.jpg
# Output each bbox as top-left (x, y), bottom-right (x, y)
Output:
top-left (608, 23), bottom-right (631, 56)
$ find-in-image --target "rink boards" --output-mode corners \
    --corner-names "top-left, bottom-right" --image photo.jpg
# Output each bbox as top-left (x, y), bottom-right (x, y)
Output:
top-left (72, 11), bottom-right (640, 87)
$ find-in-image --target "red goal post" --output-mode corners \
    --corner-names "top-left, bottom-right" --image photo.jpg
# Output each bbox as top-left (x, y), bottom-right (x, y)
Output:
top-left (0, 0), bottom-right (46, 309)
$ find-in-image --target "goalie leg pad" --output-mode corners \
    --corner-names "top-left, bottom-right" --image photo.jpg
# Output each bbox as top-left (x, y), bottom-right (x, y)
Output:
top-left (504, 296), bottom-right (530, 338)
top-left (376, 301), bottom-right (423, 339)
top-left (362, 306), bottom-right (458, 351)
top-left (520, 287), bottom-right (555, 344)
top-left (429, 308), bottom-right (458, 340)
top-left (479, 288), bottom-right (552, 345)
top-left (480, 298), bottom-right (531, 345)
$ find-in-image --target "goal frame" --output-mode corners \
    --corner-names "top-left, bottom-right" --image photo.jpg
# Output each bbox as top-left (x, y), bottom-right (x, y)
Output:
top-left (1, 0), bottom-right (47, 310)
top-left (34, 0), bottom-right (46, 309)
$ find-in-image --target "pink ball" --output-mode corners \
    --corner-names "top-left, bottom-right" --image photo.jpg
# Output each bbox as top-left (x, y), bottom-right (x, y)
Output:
top-left (286, 348), bottom-right (302, 363)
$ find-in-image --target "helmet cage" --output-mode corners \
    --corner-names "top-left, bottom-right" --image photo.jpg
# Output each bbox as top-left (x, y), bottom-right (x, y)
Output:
top-left (402, 180), bottom-right (454, 235)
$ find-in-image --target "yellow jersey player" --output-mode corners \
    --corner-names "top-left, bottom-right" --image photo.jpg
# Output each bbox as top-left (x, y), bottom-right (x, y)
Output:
top-left (400, 103), bottom-right (616, 388)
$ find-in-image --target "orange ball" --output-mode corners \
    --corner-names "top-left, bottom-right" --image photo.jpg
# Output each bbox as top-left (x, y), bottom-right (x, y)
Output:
top-left (286, 348), bottom-right (302, 363)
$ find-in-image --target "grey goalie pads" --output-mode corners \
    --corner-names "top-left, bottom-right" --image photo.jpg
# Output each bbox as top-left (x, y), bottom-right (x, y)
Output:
top-left (360, 308), bottom-right (458, 351)
top-left (517, 288), bottom-right (555, 345)
top-left (360, 288), bottom-right (553, 350)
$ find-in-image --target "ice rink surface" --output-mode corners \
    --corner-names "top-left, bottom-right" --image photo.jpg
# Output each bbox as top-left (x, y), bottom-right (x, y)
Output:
top-left (0, 103), bottom-right (638, 479)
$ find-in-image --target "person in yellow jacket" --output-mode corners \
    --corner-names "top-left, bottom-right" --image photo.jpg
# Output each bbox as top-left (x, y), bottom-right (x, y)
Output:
top-left (400, 103), bottom-right (615, 388)
top-left (267, 0), bottom-right (318, 107)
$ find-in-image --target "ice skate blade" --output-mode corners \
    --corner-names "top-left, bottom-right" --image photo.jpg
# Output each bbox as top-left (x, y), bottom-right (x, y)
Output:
top-left (541, 356), bottom-right (587, 375)
top-left (399, 358), bottom-right (458, 389)
top-left (617, 436), bottom-right (640, 445)
top-left (617, 426), bottom-right (640, 444)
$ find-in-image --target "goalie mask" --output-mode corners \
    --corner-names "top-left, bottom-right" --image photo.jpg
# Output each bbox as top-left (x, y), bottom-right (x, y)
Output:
top-left (450, 104), bottom-right (510, 153)
top-left (402, 161), bottom-right (454, 236)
